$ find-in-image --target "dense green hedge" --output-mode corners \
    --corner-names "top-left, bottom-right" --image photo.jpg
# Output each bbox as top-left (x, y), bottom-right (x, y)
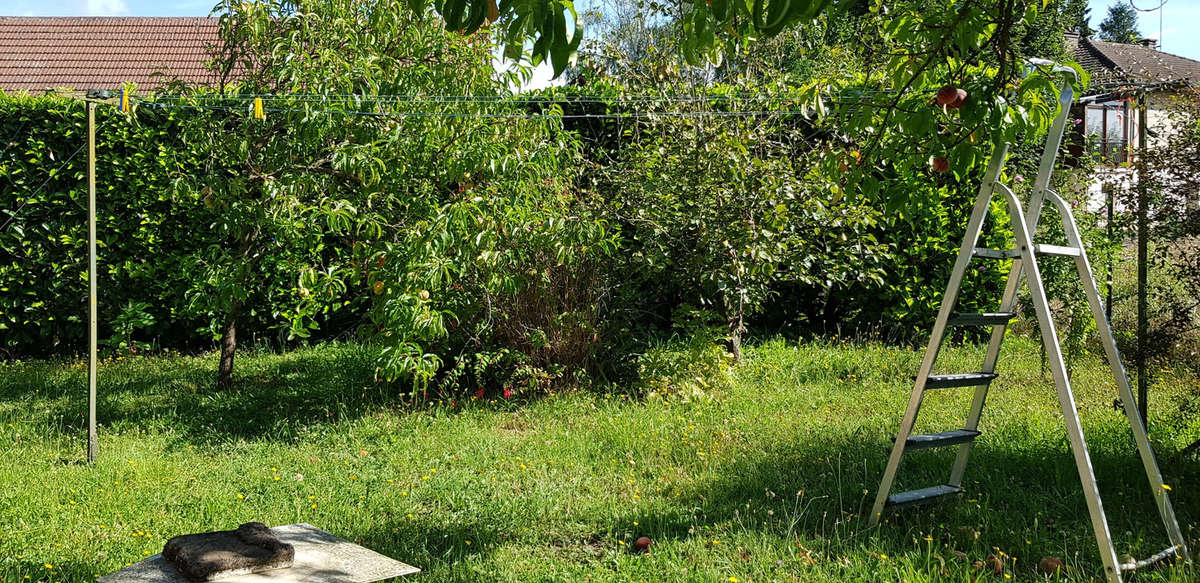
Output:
top-left (1, 88), bottom-right (1012, 367)
top-left (0, 95), bottom-right (361, 357)
top-left (2, 96), bottom-right (191, 355)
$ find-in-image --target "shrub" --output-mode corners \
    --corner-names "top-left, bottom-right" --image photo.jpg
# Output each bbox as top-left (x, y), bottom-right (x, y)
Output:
top-left (634, 308), bottom-right (735, 401)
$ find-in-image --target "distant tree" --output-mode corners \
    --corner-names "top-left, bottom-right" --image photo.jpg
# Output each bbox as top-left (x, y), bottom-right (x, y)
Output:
top-left (1020, 0), bottom-right (1086, 60)
top-left (1098, 3), bottom-right (1141, 44)
top-left (1065, 0), bottom-right (1092, 37)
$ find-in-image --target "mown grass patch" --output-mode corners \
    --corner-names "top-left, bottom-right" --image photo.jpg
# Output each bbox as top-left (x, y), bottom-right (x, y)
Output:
top-left (1, 337), bottom-right (1197, 582)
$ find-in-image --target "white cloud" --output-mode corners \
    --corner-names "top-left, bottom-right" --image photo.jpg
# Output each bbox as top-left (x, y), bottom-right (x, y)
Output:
top-left (86, 0), bottom-right (129, 15)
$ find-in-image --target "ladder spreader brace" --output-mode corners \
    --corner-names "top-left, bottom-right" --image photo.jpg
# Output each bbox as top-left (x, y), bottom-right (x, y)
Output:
top-left (868, 61), bottom-right (1191, 583)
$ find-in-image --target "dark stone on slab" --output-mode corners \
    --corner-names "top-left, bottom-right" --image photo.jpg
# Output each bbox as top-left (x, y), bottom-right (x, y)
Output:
top-left (162, 522), bottom-right (294, 582)
top-left (100, 523), bottom-right (420, 583)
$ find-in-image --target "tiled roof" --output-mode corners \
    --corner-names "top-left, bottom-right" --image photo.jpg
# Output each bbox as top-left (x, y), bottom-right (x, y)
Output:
top-left (1073, 37), bottom-right (1200, 86)
top-left (0, 17), bottom-right (223, 92)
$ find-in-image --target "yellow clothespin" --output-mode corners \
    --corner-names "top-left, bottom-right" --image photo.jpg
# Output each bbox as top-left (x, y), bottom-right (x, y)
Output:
top-left (119, 88), bottom-right (130, 113)
top-left (252, 97), bottom-right (265, 120)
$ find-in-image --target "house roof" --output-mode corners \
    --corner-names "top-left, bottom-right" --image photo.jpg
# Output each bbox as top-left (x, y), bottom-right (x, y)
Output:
top-left (0, 17), bottom-right (223, 92)
top-left (1073, 36), bottom-right (1200, 87)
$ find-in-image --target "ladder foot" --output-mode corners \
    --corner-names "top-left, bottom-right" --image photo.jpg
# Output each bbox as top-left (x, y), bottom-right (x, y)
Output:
top-left (1119, 545), bottom-right (1186, 572)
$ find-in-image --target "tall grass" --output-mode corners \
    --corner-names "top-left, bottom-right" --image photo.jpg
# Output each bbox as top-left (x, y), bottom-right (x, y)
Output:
top-left (0, 337), bottom-right (1196, 582)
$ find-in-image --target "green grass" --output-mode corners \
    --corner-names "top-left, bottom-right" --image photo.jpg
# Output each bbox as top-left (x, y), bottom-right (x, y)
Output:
top-left (1, 337), bottom-right (1198, 582)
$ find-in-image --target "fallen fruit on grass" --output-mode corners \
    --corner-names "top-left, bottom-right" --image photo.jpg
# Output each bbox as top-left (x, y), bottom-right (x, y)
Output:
top-left (1038, 556), bottom-right (1064, 574)
top-left (634, 536), bottom-right (652, 551)
top-left (931, 156), bottom-right (950, 173)
top-left (986, 553), bottom-right (1004, 575)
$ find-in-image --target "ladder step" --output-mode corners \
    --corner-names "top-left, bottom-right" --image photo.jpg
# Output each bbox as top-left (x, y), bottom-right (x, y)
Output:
top-left (885, 485), bottom-right (963, 509)
top-left (1119, 545), bottom-right (1184, 572)
top-left (925, 372), bottom-right (997, 389)
top-left (950, 312), bottom-right (1015, 326)
top-left (972, 245), bottom-right (1082, 259)
top-left (972, 247), bottom-right (1019, 259)
top-left (904, 429), bottom-right (981, 451)
top-left (1034, 244), bottom-right (1082, 257)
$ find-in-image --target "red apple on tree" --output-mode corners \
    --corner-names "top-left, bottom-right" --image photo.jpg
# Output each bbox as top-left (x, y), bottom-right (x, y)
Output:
top-left (935, 85), bottom-right (968, 110)
top-left (949, 88), bottom-right (968, 109)
top-left (930, 156), bottom-right (950, 173)
top-left (936, 85), bottom-right (959, 106)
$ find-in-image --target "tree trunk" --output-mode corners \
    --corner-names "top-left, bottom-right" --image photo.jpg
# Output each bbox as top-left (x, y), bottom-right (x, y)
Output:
top-left (728, 316), bottom-right (743, 363)
top-left (216, 303), bottom-right (242, 389)
top-left (727, 288), bottom-right (745, 364)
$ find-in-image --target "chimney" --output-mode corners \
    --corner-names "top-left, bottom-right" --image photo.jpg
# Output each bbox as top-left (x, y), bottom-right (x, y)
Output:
top-left (1137, 38), bottom-right (1159, 49)
top-left (1064, 28), bottom-right (1081, 51)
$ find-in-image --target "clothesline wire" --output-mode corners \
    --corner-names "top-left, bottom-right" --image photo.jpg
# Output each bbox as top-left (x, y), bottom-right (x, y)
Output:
top-left (0, 116), bottom-right (110, 233)
top-left (138, 90), bottom-right (911, 103)
top-left (133, 99), bottom-right (839, 119)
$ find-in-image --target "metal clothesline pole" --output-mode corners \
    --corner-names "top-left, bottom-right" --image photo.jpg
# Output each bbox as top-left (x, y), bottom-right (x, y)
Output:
top-left (1136, 91), bottom-right (1149, 426)
top-left (87, 100), bottom-right (98, 463)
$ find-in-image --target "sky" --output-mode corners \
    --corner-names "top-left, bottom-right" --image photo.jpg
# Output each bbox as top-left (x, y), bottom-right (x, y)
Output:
top-left (2, 0), bottom-right (215, 17)
top-left (1088, 0), bottom-right (1200, 61)
top-left (4, 0), bottom-right (1200, 63)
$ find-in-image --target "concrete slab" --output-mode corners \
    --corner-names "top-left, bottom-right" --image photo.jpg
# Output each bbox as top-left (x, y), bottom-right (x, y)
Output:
top-left (98, 523), bottom-right (420, 583)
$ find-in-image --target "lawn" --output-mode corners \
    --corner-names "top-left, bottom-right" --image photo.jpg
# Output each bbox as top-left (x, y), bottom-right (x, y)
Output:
top-left (1, 337), bottom-right (1197, 582)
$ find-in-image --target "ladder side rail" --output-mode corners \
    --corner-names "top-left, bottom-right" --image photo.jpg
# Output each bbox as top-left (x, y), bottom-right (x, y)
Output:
top-left (978, 259), bottom-right (1024, 376)
top-left (1027, 83), bottom-right (1076, 232)
top-left (948, 257), bottom-right (1023, 486)
top-left (998, 183), bottom-right (1123, 583)
top-left (1045, 190), bottom-right (1190, 559)
top-left (868, 144), bottom-right (1009, 527)
top-left (951, 83), bottom-right (1078, 486)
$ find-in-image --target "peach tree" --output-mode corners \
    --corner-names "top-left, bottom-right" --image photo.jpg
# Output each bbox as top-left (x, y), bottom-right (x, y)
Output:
top-left (177, 0), bottom-right (612, 391)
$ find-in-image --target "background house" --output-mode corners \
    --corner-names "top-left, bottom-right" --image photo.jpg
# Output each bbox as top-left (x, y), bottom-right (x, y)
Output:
top-left (0, 17), bottom-right (221, 93)
top-left (1064, 30), bottom-right (1200, 210)
top-left (1068, 30), bottom-right (1200, 163)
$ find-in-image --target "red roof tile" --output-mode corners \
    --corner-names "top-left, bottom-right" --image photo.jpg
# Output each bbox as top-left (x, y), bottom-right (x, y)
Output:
top-left (0, 17), bottom-right (223, 92)
top-left (1073, 37), bottom-right (1200, 86)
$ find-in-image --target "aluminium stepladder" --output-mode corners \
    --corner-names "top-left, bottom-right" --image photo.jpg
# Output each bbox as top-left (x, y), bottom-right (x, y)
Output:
top-left (868, 60), bottom-right (1190, 583)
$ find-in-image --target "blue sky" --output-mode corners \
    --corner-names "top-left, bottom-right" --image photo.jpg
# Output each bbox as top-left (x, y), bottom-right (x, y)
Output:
top-left (1089, 0), bottom-right (1200, 60)
top-left (6, 0), bottom-right (1200, 62)
top-left (3, 0), bottom-right (216, 17)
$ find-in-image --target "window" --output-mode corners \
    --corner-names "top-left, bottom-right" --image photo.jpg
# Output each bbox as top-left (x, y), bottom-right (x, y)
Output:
top-left (1084, 101), bottom-right (1138, 163)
